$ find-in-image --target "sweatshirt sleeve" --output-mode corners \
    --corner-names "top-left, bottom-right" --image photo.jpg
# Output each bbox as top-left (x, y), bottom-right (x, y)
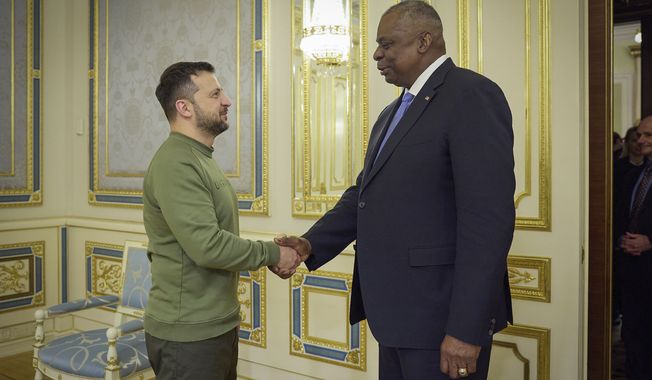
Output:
top-left (150, 155), bottom-right (280, 271)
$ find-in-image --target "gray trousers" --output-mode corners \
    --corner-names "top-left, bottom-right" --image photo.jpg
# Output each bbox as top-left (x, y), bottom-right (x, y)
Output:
top-left (145, 328), bottom-right (238, 380)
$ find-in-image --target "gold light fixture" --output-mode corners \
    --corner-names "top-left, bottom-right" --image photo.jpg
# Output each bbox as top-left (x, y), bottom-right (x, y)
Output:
top-left (300, 0), bottom-right (350, 66)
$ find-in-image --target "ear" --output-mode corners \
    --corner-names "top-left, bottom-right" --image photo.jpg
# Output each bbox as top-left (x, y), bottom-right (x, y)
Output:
top-left (175, 99), bottom-right (193, 118)
top-left (417, 32), bottom-right (432, 53)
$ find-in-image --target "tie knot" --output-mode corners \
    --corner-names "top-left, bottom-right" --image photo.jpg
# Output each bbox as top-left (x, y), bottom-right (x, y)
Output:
top-left (402, 92), bottom-right (414, 103)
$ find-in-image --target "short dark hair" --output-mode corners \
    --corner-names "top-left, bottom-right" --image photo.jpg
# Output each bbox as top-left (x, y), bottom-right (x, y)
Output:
top-left (155, 61), bottom-right (215, 121)
top-left (384, 0), bottom-right (442, 30)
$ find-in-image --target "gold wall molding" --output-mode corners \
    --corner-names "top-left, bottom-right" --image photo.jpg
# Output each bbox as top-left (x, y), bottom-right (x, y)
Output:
top-left (88, 0), bottom-right (270, 214)
top-left (0, 0), bottom-right (42, 207)
top-left (0, 240), bottom-right (45, 313)
top-left (457, 0), bottom-right (551, 230)
top-left (291, 0), bottom-right (368, 218)
top-left (508, 255), bottom-right (551, 302)
top-left (238, 268), bottom-right (267, 347)
top-left (494, 324), bottom-right (550, 380)
top-left (290, 268), bottom-right (366, 371)
top-left (84, 241), bottom-right (123, 306)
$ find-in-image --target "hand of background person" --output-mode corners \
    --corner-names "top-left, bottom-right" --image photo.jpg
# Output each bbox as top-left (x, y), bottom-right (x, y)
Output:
top-left (440, 334), bottom-right (481, 379)
top-left (620, 232), bottom-right (652, 256)
top-left (274, 234), bottom-right (312, 262)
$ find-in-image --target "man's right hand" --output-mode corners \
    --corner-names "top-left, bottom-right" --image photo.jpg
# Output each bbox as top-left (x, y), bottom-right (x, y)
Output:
top-left (274, 235), bottom-right (312, 261)
top-left (268, 235), bottom-right (312, 279)
top-left (268, 246), bottom-right (301, 279)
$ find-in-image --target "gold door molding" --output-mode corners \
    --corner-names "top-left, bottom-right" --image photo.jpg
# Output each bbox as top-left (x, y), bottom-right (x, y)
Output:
top-left (458, 0), bottom-right (551, 230)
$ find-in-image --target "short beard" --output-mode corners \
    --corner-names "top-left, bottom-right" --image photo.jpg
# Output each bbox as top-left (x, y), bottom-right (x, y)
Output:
top-left (194, 102), bottom-right (229, 137)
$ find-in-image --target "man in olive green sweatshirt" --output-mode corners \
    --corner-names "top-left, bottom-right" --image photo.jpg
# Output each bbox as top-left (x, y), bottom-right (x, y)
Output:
top-left (143, 61), bottom-right (301, 380)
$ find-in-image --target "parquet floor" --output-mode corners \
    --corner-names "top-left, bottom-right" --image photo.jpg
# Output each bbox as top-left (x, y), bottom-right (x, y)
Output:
top-left (0, 351), bottom-right (34, 380)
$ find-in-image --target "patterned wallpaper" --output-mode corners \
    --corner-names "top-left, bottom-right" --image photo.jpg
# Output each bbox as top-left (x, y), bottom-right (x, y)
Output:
top-left (90, 0), bottom-right (267, 213)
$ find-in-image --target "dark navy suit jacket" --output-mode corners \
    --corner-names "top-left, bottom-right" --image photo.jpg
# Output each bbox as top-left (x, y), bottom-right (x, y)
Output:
top-left (304, 58), bottom-right (515, 349)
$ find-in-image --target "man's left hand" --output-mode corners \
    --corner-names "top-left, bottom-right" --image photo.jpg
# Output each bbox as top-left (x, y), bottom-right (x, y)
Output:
top-left (440, 335), bottom-right (481, 379)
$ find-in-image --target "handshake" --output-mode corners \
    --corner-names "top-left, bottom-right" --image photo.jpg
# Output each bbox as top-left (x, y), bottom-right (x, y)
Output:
top-left (269, 235), bottom-right (311, 279)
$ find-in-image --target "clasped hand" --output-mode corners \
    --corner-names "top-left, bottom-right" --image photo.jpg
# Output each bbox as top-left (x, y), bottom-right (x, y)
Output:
top-left (268, 235), bottom-right (312, 279)
top-left (620, 232), bottom-right (652, 256)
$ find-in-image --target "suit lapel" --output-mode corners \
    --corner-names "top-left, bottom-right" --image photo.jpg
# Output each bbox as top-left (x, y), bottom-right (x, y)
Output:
top-left (360, 58), bottom-right (455, 194)
top-left (361, 97), bottom-right (402, 182)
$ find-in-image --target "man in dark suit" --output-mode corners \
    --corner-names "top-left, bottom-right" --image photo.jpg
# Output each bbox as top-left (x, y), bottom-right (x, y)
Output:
top-left (274, 2), bottom-right (515, 378)
top-left (614, 115), bottom-right (652, 380)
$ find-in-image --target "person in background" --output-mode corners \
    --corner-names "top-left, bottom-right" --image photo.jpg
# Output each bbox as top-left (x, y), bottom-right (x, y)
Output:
top-left (612, 125), bottom-right (645, 327)
top-left (614, 115), bottom-right (652, 380)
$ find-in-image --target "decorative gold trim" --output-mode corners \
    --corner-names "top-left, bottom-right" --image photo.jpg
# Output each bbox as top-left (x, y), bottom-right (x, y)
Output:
top-left (491, 340), bottom-right (530, 380)
top-left (458, 0), bottom-right (549, 229)
top-left (289, 268), bottom-right (367, 371)
top-left (0, 0), bottom-right (42, 207)
top-left (516, 0), bottom-right (550, 230)
top-left (239, 267), bottom-right (267, 348)
top-left (0, 0), bottom-right (16, 177)
top-left (457, 0), bottom-right (470, 68)
top-left (498, 324), bottom-right (550, 380)
top-left (85, 240), bottom-right (122, 301)
top-left (303, 287), bottom-right (350, 350)
top-left (0, 240), bottom-right (45, 313)
top-left (476, 0), bottom-right (483, 73)
top-left (292, 0), bottom-right (368, 218)
top-left (89, 0), bottom-right (267, 212)
top-left (508, 255), bottom-right (550, 302)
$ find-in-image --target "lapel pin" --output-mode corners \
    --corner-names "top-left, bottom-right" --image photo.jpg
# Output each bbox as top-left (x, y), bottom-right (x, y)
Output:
top-left (425, 96), bottom-right (431, 101)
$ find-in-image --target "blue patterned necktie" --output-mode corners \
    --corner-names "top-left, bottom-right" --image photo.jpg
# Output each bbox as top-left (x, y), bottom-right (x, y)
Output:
top-left (375, 91), bottom-right (415, 161)
top-left (628, 164), bottom-right (652, 231)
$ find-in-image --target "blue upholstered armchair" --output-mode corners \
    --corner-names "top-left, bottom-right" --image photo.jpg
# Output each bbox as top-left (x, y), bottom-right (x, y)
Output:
top-left (33, 241), bottom-right (153, 380)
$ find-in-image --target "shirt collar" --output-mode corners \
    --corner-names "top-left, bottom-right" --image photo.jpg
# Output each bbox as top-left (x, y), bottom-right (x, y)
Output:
top-left (405, 54), bottom-right (449, 97)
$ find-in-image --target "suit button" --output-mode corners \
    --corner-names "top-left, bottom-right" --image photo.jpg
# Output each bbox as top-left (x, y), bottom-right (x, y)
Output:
top-left (359, 201), bottom-right (366, 209)
top-left (488, 329), bottom-right (493, 335)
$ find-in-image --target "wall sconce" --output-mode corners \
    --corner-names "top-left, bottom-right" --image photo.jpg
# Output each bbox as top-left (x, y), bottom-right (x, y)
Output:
top-left (300, 0), bottom-right (350, 66)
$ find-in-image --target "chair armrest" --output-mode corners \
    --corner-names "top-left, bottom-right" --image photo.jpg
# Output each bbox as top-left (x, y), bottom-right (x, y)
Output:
top-left (117, 319), bottom-right (144, 335)
top-left (46, 295), bottom-right (120, 316)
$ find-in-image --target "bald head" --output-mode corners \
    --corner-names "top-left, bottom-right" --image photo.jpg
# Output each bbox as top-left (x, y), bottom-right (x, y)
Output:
top-left (637, 115), bottom-right (652, 159)
top-left (383, 1), bottom-right (446, 54)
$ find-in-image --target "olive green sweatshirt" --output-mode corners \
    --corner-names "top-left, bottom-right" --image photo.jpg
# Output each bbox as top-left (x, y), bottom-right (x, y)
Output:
top-left (143, 132), bottom-right (280, 342)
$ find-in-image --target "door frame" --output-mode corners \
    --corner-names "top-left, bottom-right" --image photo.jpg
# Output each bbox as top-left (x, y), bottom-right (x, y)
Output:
top-left (587, 0), bottom-right (612, 379)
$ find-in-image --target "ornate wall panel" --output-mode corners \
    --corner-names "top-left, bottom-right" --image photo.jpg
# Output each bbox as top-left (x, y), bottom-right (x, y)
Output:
top-left (88, 0), bottom-right (269, 214)
top-left (457, 0), bottom-right (551, 230)
top-left (291, 0), bottom-right (368, 217)
top-left (490, 324), bottom-right (550, 380)
top-left (238, 268), bottom-right (266, 347)
top-left (290, 268), bottom-right (366, 371)
top-left (0, 241), bottom-right (44, 312)
top-left (508, 255), bottom-right (550, 302)
top-left (0, 0), bottom-right (42, 207)
top-left (85, 241), bottom-right (122, 308)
